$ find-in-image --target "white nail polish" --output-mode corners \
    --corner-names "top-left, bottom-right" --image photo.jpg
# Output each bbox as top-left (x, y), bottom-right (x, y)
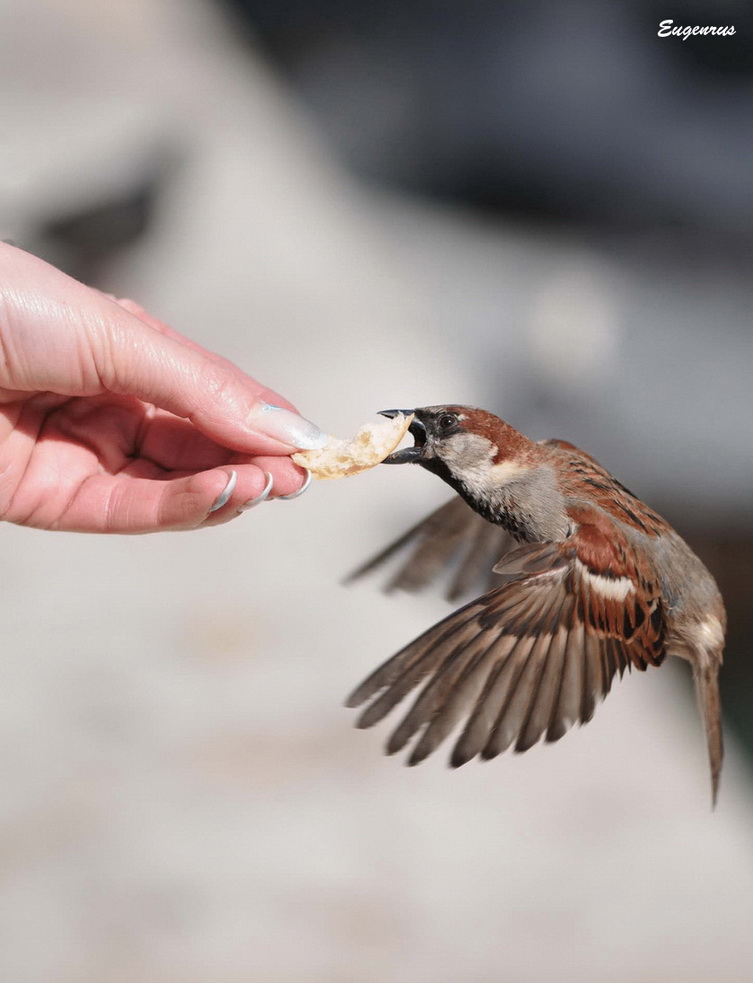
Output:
top-left (276, 469), bottom-right (312, 501)
top-left (248, 402), bottom-right (327, 449)
top-left (208, 470), bottom-right (237, 512)
top-left (238, 472), bottom-right (274, 511)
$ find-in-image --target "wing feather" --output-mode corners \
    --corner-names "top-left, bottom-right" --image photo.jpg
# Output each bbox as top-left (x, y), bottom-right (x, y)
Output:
top-left (515, 596), bottom-right (569, 751)
top-left (347, 497), bottom-right (514, 601)
top-left (484, 632), bottom-right (552, 757)
top-left (450, 634), bottom-right (534, 765)
top-left (408, 580), bottom-right (568, 764)
top-left (347, 601), bottom-right (484, 714)
top-left (404, 632), bottom-right (516, 764)
top-left (385, 622), bottom-right (496, 755)
top-left (447, 519), bottom-right (511, 601)
top-left (349, 513), bottom-right (666, 766)
top-left (546, 625), bottom-right (584, 743)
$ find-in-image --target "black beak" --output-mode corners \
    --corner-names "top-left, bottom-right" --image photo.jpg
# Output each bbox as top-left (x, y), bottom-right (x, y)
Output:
top-left (379, 409), bottom-right (426, 464)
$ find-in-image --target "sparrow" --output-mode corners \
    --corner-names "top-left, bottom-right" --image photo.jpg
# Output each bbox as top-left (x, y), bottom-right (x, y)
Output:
top-left (346, 406), bottom-right (726, 804)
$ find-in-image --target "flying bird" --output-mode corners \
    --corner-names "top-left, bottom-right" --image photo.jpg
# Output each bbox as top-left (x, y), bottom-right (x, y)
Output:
top-left (346, 406), bottom-right (726, 803)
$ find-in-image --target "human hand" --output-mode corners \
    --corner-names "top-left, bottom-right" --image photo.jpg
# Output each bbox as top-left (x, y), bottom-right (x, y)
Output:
top-left (0, 243), bottom-right (325, 533)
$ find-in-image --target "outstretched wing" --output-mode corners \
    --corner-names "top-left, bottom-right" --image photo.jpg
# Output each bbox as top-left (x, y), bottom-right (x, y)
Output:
top-left (347, 515), bottom-right (666, 765)
top-left (347, 497), bottom-right (514, 602)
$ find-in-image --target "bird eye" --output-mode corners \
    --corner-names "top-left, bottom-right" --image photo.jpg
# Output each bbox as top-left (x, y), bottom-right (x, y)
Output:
top-left (437, 413), bottom-right (458, 432)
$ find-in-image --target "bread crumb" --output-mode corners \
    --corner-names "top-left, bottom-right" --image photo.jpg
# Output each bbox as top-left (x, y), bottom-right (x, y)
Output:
top-left (292, 413), bottom-right (414, 480)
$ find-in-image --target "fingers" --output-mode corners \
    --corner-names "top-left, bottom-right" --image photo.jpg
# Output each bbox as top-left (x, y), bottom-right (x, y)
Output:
top-left (201, 457), bottom-right (312, 527)
top-left (53, 460), bottom-right (313, 533)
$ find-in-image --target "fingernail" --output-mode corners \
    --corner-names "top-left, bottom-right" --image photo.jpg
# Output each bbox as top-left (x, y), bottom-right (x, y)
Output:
top-left (208, 469), bottom-right (237, 512)
top-left (248, 402), bottom-right (327, 450)
top-left (276, 468), bottom-right (312, 501)
top-left (238, 471), bottom-right (274, 511)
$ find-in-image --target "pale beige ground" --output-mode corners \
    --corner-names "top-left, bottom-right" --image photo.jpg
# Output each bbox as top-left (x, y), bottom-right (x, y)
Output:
top-left (0, 3), bottom-right (751, 983)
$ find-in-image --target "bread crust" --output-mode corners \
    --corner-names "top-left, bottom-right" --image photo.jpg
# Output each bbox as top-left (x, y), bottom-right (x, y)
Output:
top-left (292, 413), bottom-right (414, 480)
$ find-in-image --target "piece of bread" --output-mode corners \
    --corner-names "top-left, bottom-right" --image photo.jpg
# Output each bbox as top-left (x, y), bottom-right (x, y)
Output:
top-left (292, 413), bottom-right (414, 480)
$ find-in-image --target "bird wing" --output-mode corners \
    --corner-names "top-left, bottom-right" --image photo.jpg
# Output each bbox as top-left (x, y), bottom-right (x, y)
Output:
top-left (346, 496), bottom-right (515, 602)
top-left (346, 510), bottom-right (666, 765)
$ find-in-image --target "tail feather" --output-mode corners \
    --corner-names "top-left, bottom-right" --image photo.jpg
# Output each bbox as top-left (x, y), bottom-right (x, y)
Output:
top-left (694, 663), bottom-right (723, 808)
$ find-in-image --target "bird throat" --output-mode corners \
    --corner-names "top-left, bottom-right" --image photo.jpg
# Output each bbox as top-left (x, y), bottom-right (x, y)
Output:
top-left (420, 458), bottom-right (539, 543)
top-left (464, 491), bottom-right (538, 543)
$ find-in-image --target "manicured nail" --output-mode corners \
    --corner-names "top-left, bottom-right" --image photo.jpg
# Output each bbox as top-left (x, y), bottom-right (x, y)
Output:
top-left (208, 470), bottom-right (237, 512)
top-left (238, 472), bottom-right (274, 511)
top-left (276, 469), bottom-right (312, 500)
top-left (248, 402), bottom-right (327, 450)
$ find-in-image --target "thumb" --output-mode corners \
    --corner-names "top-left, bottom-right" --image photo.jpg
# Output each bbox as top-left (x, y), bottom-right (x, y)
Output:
top-left (89, 295), bottom-right (327, 455)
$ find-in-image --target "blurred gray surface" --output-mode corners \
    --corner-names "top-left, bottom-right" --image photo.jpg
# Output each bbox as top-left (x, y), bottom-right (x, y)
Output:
top-left (0, 2), bottom-right (752, 982)
top-left (233, 0), bottom-right (753, 229)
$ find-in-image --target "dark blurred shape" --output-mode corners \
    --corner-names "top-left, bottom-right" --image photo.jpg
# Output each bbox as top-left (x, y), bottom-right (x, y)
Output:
top-left (37, 160), bottom-right (173, 287)
top-left (221, 0), bottom-right (753, 231)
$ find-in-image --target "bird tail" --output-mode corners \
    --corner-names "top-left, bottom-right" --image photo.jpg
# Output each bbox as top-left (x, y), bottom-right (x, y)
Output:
top-left (693, 661), bottom-right (723, 808)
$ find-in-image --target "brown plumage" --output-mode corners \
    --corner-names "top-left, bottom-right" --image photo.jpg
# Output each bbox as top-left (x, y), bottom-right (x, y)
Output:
top-left (346, 406), bottom-right (726, 804)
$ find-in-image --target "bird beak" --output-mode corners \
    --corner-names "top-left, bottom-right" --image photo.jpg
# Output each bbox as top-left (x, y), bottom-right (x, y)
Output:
top-left (379, 409), bottom-right (426, 464)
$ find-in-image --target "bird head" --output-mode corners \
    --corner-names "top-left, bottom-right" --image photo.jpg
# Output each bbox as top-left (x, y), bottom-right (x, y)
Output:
top-left (380, 405), bottom-right (535, 497)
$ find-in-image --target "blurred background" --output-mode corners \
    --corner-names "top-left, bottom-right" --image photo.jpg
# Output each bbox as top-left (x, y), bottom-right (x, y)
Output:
top-left (1, 0), bottom-right (752, 980)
